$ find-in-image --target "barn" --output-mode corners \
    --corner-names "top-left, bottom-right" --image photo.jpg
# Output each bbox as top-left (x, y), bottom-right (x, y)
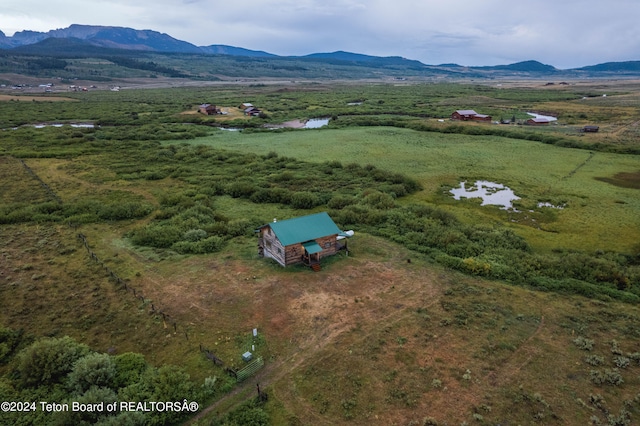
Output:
top-left (256, 212), bottom-right (351, 271)
top-left (452, 110), bottom-right (478, 120)
top-left (451, 110), bottom-right (492, 121)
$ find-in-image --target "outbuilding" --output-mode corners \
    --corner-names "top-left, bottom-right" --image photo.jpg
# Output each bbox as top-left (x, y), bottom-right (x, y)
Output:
top-left (244, 106), bottom-right (262, 116)
top-left (199, 104), bottom-right (219, 115)
top-left (526, 117), bottom-right (550, 125)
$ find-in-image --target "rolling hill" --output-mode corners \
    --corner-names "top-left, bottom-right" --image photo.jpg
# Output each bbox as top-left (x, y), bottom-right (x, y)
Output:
top-left (1, 24), bottom-right (639, 80)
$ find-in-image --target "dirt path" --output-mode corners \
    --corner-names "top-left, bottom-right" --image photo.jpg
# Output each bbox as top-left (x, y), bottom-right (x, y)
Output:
top-left (184, 359), bottom-right (283, 424)
top-left (488, 315), bottom-right (546, 387)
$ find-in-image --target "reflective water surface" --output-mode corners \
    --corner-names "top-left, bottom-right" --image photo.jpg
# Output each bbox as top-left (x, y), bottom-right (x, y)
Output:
top-left (450, 181), bottom-right (520, 210)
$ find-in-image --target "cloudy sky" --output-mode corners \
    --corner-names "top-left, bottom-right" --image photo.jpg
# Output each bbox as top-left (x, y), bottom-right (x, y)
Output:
top-left (2, 0), bottom-right (639, 69)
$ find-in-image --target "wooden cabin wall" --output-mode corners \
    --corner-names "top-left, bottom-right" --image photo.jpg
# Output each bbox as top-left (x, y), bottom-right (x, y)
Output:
top-left (284, 244), bottom-right (304, 266)
top-left (282, 236), bottom-right (340, 266)
top-left (261, 228), bottom-right (286, 266)
top-left (315, 235), bottom-right (339, 258)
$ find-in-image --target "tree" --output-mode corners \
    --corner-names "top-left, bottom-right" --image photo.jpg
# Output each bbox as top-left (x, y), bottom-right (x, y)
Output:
top-left (113, 352), bottom-right (148, 388)
top-left (16, 336), bottom-right (89, 387)
top-left (54, 386), bottom-right (118, 425)
top-left (67, 352), bottom-right (116, 394)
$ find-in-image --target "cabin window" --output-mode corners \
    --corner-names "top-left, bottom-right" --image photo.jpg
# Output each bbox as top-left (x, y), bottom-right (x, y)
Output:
top-left (277, 247), bottom-right (282, 254)
top-left (324, 242), bottom-right (332, 248)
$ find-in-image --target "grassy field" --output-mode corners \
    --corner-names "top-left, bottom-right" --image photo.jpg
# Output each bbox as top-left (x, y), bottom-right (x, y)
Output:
top-left (1, 80), bottom-right (640, 425)
top-left (182, 126), bottom-right (640, 254)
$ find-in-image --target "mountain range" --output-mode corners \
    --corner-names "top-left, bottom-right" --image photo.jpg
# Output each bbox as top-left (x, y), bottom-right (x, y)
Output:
top-left (1, 24), bottom-right (639, 79)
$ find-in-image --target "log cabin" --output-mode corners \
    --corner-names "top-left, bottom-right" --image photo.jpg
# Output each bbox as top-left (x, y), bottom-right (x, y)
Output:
top-left (256, 212), bottom-right (350, 271)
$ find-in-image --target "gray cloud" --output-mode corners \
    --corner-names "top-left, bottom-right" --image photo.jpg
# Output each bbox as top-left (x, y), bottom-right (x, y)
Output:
top-left (2, 0), bottom-right (639, 68)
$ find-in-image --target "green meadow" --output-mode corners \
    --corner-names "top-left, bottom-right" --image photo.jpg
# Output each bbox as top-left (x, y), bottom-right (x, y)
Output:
top-left (183, 126), bottom-right (640, 254)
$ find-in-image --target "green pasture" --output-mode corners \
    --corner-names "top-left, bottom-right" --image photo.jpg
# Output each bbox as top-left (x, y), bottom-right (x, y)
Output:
top-left (181, 126), bottom-right (640, 253)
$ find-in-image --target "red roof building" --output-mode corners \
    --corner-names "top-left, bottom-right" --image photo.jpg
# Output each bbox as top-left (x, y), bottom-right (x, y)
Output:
top-left (451, 110), bottom-right (492, 121)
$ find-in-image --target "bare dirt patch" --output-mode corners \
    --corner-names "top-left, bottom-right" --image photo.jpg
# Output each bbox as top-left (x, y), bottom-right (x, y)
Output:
top-left (595, 170), bottom-right (640, 189)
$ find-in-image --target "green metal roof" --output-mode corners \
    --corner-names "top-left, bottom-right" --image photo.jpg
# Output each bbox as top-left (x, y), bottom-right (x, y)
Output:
top-left (268, 212), bottom-right (341, 246)
top-left (302, 241), bottom-right (323, 254)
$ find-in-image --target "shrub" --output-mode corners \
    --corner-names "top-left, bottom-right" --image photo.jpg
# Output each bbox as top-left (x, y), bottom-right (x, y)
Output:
top-left (423, 417), bottom-right (439, 426)
top-left (17, 336), bottom-right (90, 387)
top-left (94, 201), bottom-right (153, 221)
top-left (113, 352), bottom-right (148, 388)
top-left (224, 399), bottom-right (270, 426)
top-left (197, 236), bottom-right (225, 253)
top-left (290, 191), bottom-right (321, 209)
top-left (226, 181), bottom-right (257, 198)
top-left (362, 191), bottom-right (396, 209)
top-left (584, 355), bottom-right (605, 366)
top-left (129, 224), bottom-right (182, 248)
top-left (249, 189), bottom-right (272, 204)
top-left (573, 336), bottom-right (595, 351)
top-left (267, 188), bottom-right (293, 204)
top-left (250, 188), bottom-right (292, 204)
top-left (223, 219), bottom-right (253, 237)
top-left (328, 195), bottom-right (356, 210)
top-left (610, 340), bottom-right (623, 355)
top-left (613, 356), bottom-right (630, 369)
top-left (590, 369), bottom-right (623, 386)
top-left (183, 229), bottom-right (208, 242)
top-left (56, 386), bottom-right (118, 425)
top-left (67, 353), bottom-right (116, 394)
top-left (462, 257), bottom-right (492, 276)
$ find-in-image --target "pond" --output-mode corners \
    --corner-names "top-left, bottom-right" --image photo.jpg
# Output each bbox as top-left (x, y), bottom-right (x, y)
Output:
top-left (7, 123), bottom-right (96, 129)
top-left (37, 123), bottom-right (95, 128)
top-left (527, 112), bottom-right (557, 122)
top-left (304, 118), bottom-right (330, 128)
top-left (450, 181), bottom-right (520, 210)
top-left (537, 202), bottom-right (565, 209)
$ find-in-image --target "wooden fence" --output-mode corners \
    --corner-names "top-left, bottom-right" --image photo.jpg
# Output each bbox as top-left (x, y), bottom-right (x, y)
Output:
top-left (17, 157), bottom-right (62, 204)
top-left (17, 157), bottom-right (262, 380)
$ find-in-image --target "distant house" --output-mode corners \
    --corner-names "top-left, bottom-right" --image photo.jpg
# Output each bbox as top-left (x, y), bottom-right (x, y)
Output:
top-left (199, 104), bottom-right (220, 115)
top-left (582, 125), bottom-right (600, 133)
top-left (256, 212), bottom-right (351, 271)
top-left (451, 110), bottom-right (492, 121)
top-left (526, 117), bottom-right (550, 125)
top-left (244, 106), bottom-right (262, 117)
top-left (472, 113), bottom-right (492, 121)
top-left (240, 102), bottom-right (254, 109)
